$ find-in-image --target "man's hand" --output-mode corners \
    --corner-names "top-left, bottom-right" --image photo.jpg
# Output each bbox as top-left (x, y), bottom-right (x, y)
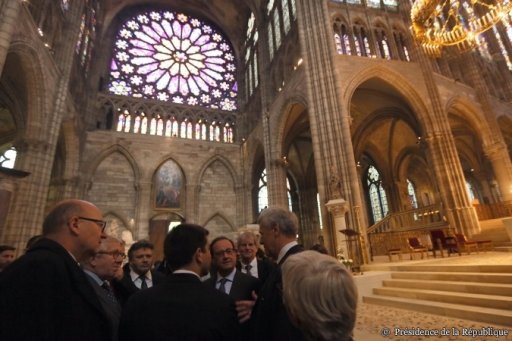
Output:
top-left (235, 291), bottom-right (258, 323)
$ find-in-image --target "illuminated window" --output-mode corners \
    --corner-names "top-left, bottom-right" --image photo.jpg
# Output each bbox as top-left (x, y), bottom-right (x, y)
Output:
top-left (108, 10), bottom-right (238, 111)
top-left (407, 179), bottom-right (418, 209)
top-left (366, 165), bottom-right (389, 223)
top-left (0, 147), bottom-right (17, 169)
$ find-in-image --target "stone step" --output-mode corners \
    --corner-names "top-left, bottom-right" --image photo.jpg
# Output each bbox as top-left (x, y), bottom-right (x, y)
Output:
top-left (373, 287), bottom-right (512, 310)
top-left (392, 264), bottom-right (512, 273)
top-left (494, 245), bottom-right (512, 252)
top-left (382, 279), bottom-right (512, 296)
top-left (363, 295), bottom-right (512, 327)
top-left (391, 271), bottom-right (512, 284)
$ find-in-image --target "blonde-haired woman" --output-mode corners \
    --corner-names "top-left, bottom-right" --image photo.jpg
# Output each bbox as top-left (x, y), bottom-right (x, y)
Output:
top-left (281, 250), bottom-right (358, 341)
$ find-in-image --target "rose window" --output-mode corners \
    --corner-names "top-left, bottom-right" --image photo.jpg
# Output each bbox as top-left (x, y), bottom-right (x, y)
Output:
top-left (108, 10), bottom-right (237, 111)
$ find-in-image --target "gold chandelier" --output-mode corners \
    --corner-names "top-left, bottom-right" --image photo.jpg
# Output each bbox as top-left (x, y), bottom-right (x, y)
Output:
top-left (411, 0), bottom-right (512, 57)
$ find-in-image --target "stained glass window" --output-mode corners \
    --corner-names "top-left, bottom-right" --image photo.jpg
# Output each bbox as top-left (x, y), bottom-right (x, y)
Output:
top-left (0, 147), bottom-right (17, 169)
top-left (268, 22), bottom-right (275, 60)
top-left (493, 26), bottom-right (512, 70)
top-left (258, 169), bottom-right (268, 212)
top-left (290, 0), bottom-right (297, 19)
top-left (334, 33), bottom-right (343, 54)
top-left (282, 0), bottom-right (291, 34)
top-left (367, 0), bottom-right (381, 8)
top-left (273, 10), bottom-right (282, 48)
top-left (61, 0), bottom-right (70, 12)
top-left (366, 165), bottom-right (389, 223)
top-left (354, 34), bottom-right (362, 56)
top-left (343, 32), bottom-right (352, 55)
top-left (108, 10), bottom-right (238, 111)
top-left (407, 179), bottom-right (418, 209)
top-left (246, 13), bottom-right (255, 42)
top-left (381, 36), bottom-right (391, 59)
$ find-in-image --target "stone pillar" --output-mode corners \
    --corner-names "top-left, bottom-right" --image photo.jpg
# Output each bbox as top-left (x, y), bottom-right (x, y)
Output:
top-left (400, 0), bottom-right (480, 237)
top-left (485, 142), bottom-right (512, 201)
top-left (326, 198), bottom-right (350, 258)
top-left (0, 175), bottom-right (25, 246)
top-left (295, 0), bottom-right (365, 247)
top-left (0, 0), bottom-right (21, 75)
top-left (135, 180), bottom-right (150, 239)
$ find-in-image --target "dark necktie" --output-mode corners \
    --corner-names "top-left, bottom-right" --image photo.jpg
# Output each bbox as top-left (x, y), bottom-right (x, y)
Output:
top-left (101, 281), bottom-right (118, 304)
top-left (218, 278), bottom-right (228, 293)
top-left (139, 275), bottom-right (148, 289)
top-left (245, 264), bottom-right (253, 276)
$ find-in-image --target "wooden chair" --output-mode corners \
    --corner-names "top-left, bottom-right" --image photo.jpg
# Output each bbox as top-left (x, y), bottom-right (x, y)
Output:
top-left (454, 233), bottom-right (479, 254)
top-left (407, 237), bottom-right (428, 260)
top-left (430, 229), bottom-right (458, 257)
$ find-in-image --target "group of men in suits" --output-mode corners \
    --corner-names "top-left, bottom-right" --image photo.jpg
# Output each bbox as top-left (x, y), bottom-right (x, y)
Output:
top-left (0, 199), bottom-right (307, 340)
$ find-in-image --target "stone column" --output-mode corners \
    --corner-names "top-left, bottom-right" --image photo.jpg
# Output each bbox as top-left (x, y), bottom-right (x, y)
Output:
top-left (460, 52), bottom-right (512, 202)
top-left (295, 0), bottom-right (365, 248)
top-left (401, 1), bottom-right (480, 237)
top-left (485, 142), bottom-right (512, 202)
top-left (0, 178), bottom-right (15, 239)
top-left (326, 198), bottom-right (350, 258)
top-left (0, 0), bottom-right (21, 75)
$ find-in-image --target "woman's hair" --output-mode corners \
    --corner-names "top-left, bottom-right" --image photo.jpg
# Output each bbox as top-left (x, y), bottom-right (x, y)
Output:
top-left (281, 250), bottom-right (358, 341)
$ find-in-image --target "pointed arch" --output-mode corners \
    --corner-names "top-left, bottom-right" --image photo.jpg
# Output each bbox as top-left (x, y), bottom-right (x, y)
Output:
top-left (83, 144), bottom-right (140, 183)
top-left (203, 212), bottom-right (235, 234)
top-left (344, 66), bottom-right (431, 129)
top-left (6, 42), bottom-right (49, 139)
top-left (446, 95), bottom-right (494, 148)
top-left (196, 154), bottom-right (240, 187)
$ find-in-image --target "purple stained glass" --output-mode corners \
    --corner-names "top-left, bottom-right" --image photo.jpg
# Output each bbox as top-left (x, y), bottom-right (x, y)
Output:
top-left (108, 10), bottom-right (238, 111)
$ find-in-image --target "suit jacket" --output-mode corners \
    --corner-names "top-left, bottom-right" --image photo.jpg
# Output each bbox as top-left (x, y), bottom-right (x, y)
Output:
top-left (204, 269), bottom-right (261, 300)
top-left (0, 238), bottom-right (110, 341)
top-left (237, 258), bottom-right (275, 283)
top-left (252, 244), bottom-right (305, 341)
top-left (85, 273), bottom-right (122, 341)
top-left (113, 263), bottom-right (166, 305)
top-left (119, 273), bottom-right (239, 341)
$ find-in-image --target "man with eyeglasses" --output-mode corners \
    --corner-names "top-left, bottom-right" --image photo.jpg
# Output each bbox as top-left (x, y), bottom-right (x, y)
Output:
top-left (204, 236), bottom-right (260, 339)
top-left (83, 236), bottom-right (125, 341)
top-left (205, 236), bottom-right (260, 301)
top-left (0, 199), bottom-right (110, 341)
top-left (119, 224), bottom-right (239, 341)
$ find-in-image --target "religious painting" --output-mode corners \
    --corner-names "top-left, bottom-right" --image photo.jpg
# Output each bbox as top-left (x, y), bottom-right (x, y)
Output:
top-left (154, 159), bottom-right (184, 209)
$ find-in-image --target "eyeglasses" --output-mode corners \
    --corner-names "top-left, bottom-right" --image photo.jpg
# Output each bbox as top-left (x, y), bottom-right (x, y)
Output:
top-left (78, 216), bottom-right (107, 233)
top-left (96, 251), bottom-right (126, 259)
top-left (213, 248), bottom-right (236, 257)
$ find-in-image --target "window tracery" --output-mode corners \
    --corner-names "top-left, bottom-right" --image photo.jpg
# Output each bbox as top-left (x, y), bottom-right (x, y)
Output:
top-left (366, 165), bottom-right (389, 223)
top-left (108, 10), bottom-right (238, 112)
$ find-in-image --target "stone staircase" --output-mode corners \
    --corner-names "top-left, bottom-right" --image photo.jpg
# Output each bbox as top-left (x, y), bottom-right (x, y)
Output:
top-left (473, 218), bottom-right (512, 252)
top-left (363, 264), bottom-right (512, 326)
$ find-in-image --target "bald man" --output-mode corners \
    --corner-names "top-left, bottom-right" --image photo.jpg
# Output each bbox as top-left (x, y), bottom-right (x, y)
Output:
top-left (0, 199), bottom-right (110, 341)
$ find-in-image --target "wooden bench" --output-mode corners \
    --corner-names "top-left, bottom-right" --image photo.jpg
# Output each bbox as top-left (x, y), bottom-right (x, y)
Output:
top-left (387, 248), bottom-right (403, 262)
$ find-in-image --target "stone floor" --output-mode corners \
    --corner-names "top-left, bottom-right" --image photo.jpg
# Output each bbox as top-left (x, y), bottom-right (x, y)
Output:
top-left (353, 252), bottom-right (512, 340)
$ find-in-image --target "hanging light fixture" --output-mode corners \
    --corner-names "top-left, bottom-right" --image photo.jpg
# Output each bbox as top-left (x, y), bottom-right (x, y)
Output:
top-left (411, 0), bottom-right (512, 57)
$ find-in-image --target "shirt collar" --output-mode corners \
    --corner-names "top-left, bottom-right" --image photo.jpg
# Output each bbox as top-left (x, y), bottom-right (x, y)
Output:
top-left (83, 269), bottom-right (103, 286)
top-left (130, 268), bottom-right (152, 281)
top-left (217, 267), bottom-right (236, 282)
top-left (277, 241), bottom-right (298, 264)
top-left (173, 269), bottom-right (200, 279)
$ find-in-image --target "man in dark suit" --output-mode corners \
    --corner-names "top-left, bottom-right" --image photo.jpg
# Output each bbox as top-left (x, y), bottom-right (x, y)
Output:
top-left (205, 236), bottom-right (260, 300)
top-left (83, 236), bottom-right (124, 341)
top-left (244, 206), bottom-right (305, 341)
top-left (119, 224), bottom-right (239, 341)
top-left (0, 199), bottom-right (110, 341)
top-left (236, 231), bottom-right (274, 283)
top-left (114, 240), bottom-right (165, 304)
